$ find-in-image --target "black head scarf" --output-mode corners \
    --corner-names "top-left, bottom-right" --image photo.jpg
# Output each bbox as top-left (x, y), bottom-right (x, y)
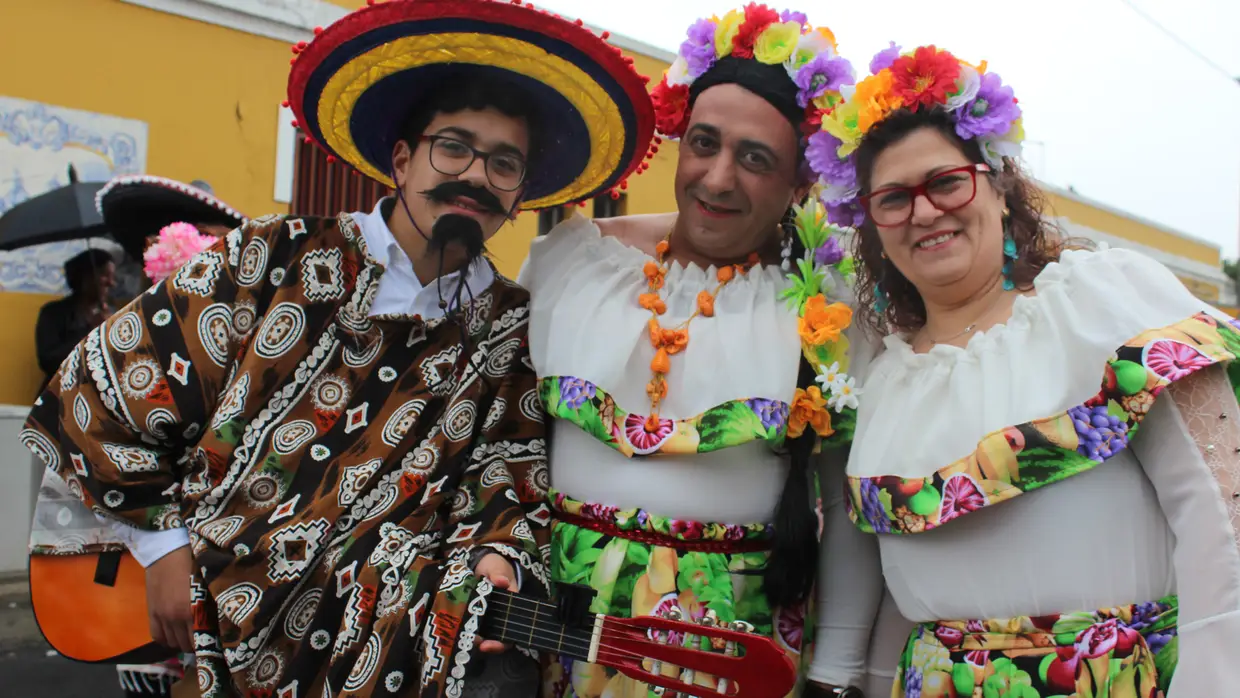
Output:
top-left (688, 56), bottom-right (804, 134)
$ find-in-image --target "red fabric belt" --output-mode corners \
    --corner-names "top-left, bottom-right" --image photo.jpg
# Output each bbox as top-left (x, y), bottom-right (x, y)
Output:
top-left (555, 512), bottom-right (771, 553)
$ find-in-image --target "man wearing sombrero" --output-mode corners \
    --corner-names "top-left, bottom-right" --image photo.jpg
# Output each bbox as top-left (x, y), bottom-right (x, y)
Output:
top-left (20, 1), bottom-right (653, 696)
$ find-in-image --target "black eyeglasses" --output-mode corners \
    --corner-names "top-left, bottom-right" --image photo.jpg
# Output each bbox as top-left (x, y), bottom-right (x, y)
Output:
top-left (418, 135), bottom-right (527, 192)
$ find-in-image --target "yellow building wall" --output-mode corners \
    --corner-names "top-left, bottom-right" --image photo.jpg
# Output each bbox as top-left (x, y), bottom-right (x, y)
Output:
top-left (0, 0), bottom-right (306, 404)
top-left (1044, 192), bottom-right (1219, 267)
top-left (0, 294), bottom-right (58, 404)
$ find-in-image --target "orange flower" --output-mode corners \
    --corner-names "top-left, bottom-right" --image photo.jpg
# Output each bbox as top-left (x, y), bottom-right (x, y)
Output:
top-left (651, 347), bottom-right (671, 374)
top-left (798, 295), bottom-right (853, 345)
top-left (643, 261), bottom-right (665, 290)
top-left (639, 293), bottom-right (667, 315)
top-left (717, 266), bottom-right (735, 283)
top-left (852, 70), bottom-right (904, 133)
top-left (788, 386), bottom-right (834, 439)
top-left (646, 379), bottom-right (668, 402)
top-left (655, 240), bottom-right (670, 257)
top-left (697, 290), bottom-right (715, 317)
top-left (659, 328), bottom-right (689, 354)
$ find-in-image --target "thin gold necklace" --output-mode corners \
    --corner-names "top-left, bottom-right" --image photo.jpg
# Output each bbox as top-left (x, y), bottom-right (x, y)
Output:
top-left (921, 289), bottom-right (1008, 347)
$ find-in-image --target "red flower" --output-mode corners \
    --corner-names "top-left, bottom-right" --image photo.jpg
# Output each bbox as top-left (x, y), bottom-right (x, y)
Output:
top-left (731, 3), bottom-right (780, 59)
top-left (652, 79), bottom-right (691, 138)
top-left (890, 45), bottom-right (961, 110)
top-left (802, 107), bottom-right (831, 138)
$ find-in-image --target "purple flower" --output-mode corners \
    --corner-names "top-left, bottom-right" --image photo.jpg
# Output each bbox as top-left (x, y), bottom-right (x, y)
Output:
top-left (1068, 405), bottom-right (1129, 462)
top-left (955, 72), bottom-right (1022, 140)
top-left (1147, 631), bottom-right (1176, 655)
top-left (903, 667), bottom-right (923, 698)
top-left (870, 41), bottom-right (902, 74)
top-left (746, 398), bottom-right (789, 432)
top-left (794, 55), bottom-right (853, 108)
top-left (780, 10), bottom-right (808, 26)
top-left (805, 131), bottom-right (856, 190)
top-left (825, 197), bottom-right (866, 228)
top-left (815, 237), bottom-right (845, 266)
top-left (559, 377), bottom-right (596, 410)
top-left (680, 18), bottom-right (718, 79)
top-left (1125, 601), bottom-right (1161, 631)
top-left (860, 479), bottom-right (890, 533)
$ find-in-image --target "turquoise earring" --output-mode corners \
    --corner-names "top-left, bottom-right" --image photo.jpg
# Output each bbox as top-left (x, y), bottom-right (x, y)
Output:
top-left (1001, 210), bottom-right (1017, 291)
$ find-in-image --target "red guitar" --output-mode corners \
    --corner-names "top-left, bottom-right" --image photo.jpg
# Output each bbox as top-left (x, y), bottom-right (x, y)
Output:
top-left (482, 588), bottom-right (794, 698)
top-left (31, 555), bottom-right (793, 698)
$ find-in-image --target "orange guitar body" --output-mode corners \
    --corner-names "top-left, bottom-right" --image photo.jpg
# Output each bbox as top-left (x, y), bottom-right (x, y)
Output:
top-left (28, 551), bottom-right (170, 664)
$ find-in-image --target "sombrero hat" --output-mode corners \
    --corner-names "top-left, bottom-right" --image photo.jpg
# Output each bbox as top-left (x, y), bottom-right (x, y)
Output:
top-left (286, 0), bottom-right (656, 210)
top-left (96, 175), bottom-right (246, 259)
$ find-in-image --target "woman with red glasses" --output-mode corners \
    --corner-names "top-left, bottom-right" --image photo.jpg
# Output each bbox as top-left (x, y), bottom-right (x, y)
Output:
top-left (808, 44), bottom-right (1240, 696)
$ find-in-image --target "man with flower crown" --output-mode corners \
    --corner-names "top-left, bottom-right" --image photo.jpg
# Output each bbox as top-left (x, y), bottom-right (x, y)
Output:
top-left (519, 5), bottom-right (883, 697)
top-left (19, 1), bottom-right (655, 696)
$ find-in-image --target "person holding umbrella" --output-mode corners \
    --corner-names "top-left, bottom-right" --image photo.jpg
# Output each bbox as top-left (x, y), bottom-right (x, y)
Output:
top-left (34, 248), bottom-right (117, 394)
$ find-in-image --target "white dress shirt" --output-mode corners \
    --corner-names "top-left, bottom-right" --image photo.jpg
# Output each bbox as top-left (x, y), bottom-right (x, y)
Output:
top-left (114, 199), bottom-right (495, 565)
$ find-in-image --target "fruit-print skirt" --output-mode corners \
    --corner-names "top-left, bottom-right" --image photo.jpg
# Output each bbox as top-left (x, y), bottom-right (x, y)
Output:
top-left (543, 490), bottom-right (812, 698)
top-left (892, 596), bottom-right (1178, 698)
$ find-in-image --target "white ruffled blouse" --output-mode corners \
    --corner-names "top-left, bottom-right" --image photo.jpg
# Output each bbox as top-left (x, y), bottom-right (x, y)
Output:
top-left (520, 215), bottom-right (884, 688)
top-left (847, 247), bottom-right (1240, 694)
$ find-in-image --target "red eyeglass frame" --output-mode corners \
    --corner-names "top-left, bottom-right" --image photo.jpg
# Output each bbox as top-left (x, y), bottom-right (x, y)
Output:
top-left (859, 163), bottom-right (992, 228)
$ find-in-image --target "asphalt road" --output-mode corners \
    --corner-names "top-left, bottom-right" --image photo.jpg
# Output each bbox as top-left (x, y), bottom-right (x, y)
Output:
top-left (0, 645), bottom-right (126, 698)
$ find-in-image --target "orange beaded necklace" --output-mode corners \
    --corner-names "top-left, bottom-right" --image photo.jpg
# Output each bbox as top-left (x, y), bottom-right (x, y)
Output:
top-left (638, 227), bottom-right (760, 431)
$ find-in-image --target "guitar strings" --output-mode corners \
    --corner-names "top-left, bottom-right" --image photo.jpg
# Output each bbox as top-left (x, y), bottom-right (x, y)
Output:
top-left (489, 592), bottom-right (743, 654)
top-left (484, 599), bottom-right (748, 696)
top-left (486, 594), bottom-right (744, 674)
top-left (491, 591), bottom-right (741, 639)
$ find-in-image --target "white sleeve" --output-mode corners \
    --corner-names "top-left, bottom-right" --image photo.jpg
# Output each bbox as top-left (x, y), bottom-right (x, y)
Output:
top-left (808, 449), bottom-right (884, 688)
top-left (1129, 364), bottom-right (1240, 695)
top-left (97, 515), bottom-right (191, 567)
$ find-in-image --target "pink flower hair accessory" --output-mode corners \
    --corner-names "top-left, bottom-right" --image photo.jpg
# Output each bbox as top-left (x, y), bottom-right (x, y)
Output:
top-left (143, 222), bottom-right (219, 282)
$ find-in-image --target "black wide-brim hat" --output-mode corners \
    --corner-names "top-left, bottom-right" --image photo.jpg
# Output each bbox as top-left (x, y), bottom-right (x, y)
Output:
top-left (96, 175), bottom-right (246, 259)
top-left (286, 0), bottom-right (656, 211)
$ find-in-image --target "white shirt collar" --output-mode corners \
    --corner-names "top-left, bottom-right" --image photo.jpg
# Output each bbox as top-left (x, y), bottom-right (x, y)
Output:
top-left (349, 198), bottom-right (495, 319)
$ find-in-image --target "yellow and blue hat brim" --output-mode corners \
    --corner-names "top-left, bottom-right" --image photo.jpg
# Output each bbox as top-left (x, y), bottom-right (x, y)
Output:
top-left (287, 0), bottom-right (655, 210)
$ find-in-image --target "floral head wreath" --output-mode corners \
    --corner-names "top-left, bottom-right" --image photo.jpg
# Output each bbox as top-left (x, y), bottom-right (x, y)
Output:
top-left (651, 4), bottom-right (855, 146)
top-left (811, 44), bottom-right (1024, 227)
top-left (648, 5), bottom-right (863, 445)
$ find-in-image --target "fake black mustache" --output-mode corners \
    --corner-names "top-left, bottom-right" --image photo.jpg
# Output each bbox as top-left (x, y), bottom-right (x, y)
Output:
top-left (419, 180), bottom-right (507, 216)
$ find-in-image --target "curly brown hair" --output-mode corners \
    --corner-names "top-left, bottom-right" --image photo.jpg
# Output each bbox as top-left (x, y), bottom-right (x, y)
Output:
top-left (850, 108), bottom-right (1065, 335)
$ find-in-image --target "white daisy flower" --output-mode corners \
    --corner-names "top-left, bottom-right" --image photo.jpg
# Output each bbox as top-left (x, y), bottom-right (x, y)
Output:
top-left (815, 362), bottom-right (844, 391)
top-left (828, 376), bottom-right (861, 411)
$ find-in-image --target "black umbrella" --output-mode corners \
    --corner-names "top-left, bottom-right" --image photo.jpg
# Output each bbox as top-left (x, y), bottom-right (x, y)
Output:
top-left (0, 166), bottom-right (107, 251)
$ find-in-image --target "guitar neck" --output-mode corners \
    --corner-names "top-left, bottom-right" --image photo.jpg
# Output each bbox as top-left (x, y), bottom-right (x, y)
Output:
top-left (480, 589), bottom-right (599, 663)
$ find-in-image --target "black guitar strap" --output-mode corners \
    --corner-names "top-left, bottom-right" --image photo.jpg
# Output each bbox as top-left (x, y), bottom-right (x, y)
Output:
top-left (93, 550), bottom-right (123, 587)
